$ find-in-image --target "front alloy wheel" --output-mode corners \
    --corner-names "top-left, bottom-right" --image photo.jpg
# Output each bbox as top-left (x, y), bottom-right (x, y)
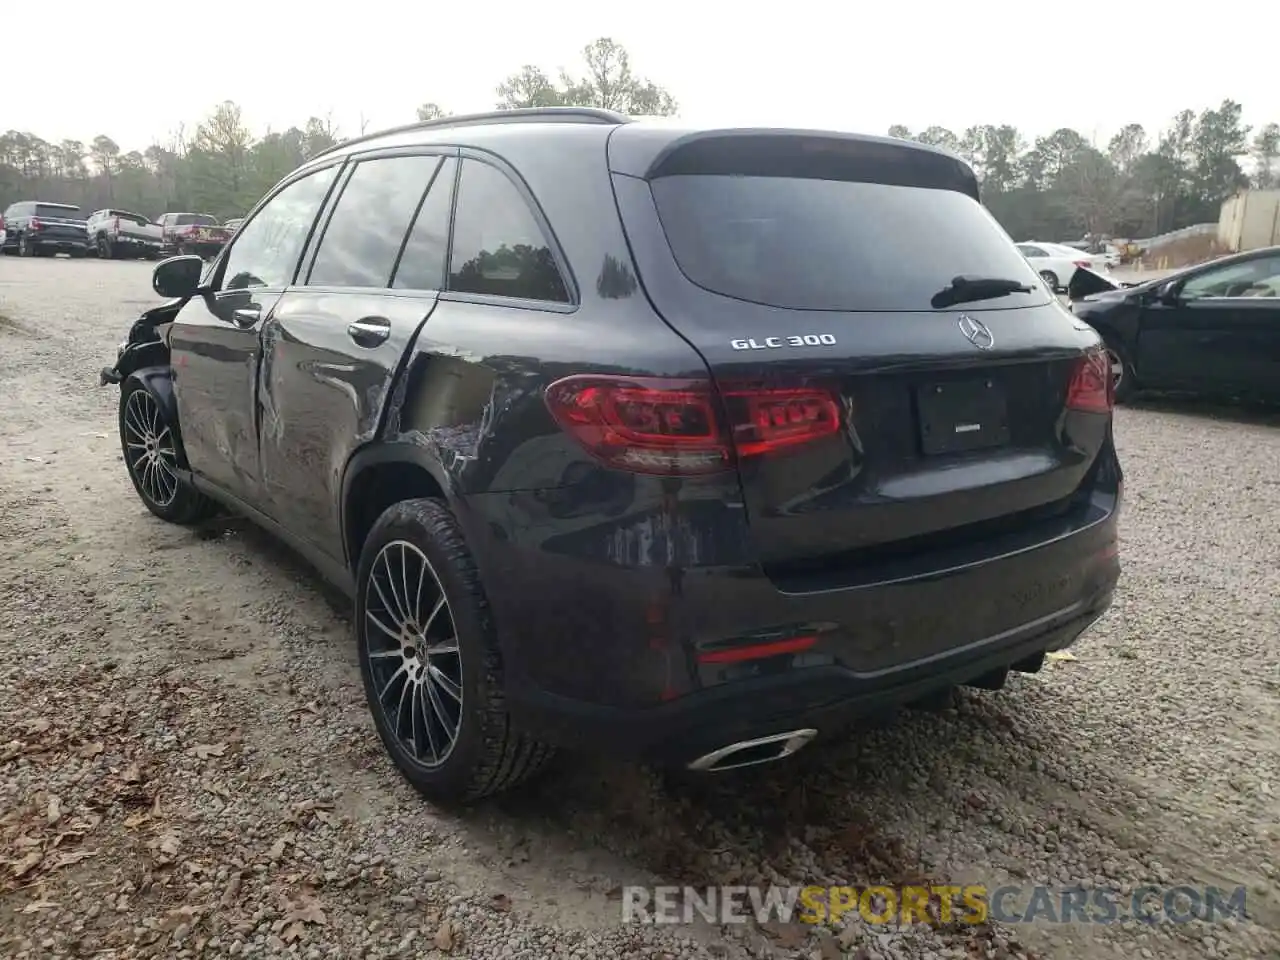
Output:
top-left (122, 388), bottom-right (180, 509)
top-left (1103, 340), bottom-right (1135, 403)
top-left (364, 540), bottom-right (464, 767)
top-left (118, 379), bottom-right (217, 524)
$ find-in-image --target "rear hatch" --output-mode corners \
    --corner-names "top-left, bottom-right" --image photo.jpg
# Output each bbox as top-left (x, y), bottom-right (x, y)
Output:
top-left (31, 204), bottom-right (87, 242)
top-left (609, 130), bottom-right (1111, 580)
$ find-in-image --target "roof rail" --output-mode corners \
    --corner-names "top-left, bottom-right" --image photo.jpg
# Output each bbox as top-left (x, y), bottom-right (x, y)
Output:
top-left (309, 107), bottom-right (631, 161)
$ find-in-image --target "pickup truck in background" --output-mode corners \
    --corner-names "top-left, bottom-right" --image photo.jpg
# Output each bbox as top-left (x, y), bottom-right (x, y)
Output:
top-left (0, 201), bottom-right (91, 257)
top-left (157, 212), bottom-right (232, 259)
top-left (87, 209), bottom-right (165, 260)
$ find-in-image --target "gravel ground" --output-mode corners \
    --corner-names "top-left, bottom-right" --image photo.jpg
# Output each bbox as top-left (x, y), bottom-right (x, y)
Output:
top-left (1, 256), bottom-right (1277, 960)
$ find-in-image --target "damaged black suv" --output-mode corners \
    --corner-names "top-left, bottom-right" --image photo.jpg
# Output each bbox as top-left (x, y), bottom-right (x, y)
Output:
top-left (103, 108), bottom-right (1122, 804)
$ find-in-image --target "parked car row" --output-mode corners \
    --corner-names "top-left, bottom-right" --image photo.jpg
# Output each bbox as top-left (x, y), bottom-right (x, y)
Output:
top-left (0, 201), bottom-right (239, 259)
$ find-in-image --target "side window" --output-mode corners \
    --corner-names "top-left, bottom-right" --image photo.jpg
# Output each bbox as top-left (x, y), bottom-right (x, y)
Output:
top-left (307, 155), bottom-right (442, 288)
top-left (447, 159), bottom-right (569, 303)
top-left (1181, 258), bottom-right (1280, 300)
top-left (392, 157), bottom-right (457, 291)
top-left (221, 165), bottom-right (339, 291)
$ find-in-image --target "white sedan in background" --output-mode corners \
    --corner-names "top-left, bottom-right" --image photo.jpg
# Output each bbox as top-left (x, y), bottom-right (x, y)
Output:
top-left (1016, 242), bottom-right (1111, 292)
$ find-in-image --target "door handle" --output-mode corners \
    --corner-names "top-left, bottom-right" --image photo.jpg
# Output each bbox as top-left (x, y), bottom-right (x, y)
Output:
top-left (232, 305), bottom-right (261, 328)
top-left (347, 316), bottom-right (391, 346)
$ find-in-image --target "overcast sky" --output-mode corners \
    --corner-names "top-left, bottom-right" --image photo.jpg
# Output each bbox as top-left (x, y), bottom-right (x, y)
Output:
top-left (7, 1), bottom-right (1276, 153)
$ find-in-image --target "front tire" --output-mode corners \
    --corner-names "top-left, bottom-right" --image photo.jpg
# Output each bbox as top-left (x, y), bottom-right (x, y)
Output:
top-left (118, 379), bottom-right (218, 524)
top-left (1102, 338), bottom-right (1136, 403)
top-left (355, 499), bottom-right (554, 804)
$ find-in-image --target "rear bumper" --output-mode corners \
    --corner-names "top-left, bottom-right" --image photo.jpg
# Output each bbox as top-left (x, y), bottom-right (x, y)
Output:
top-left (509, 588), bottom-right (1112, 764)
top-left (111, 236), bottom-right (163, 250)
top-left (33, 236), bottom-right (90, 252)
top-left (460, 472), bottom-right (1122, 766)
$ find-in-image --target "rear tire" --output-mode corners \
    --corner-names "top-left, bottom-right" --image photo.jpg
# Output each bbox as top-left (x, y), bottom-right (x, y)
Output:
top-left (118, 379), bottom-right (218, 525)
top-left (355, 498), bottom-right (554, 804)
top-left (98, 236), bottom-right (114, 260)
top-left (1039, 270), bottom-right (1060, 292)
top-left (18, 234), bottom-right (33, 257)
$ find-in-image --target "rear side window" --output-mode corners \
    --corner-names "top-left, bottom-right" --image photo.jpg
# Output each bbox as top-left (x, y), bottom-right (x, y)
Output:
top-left (447, 159), bottom-right (569, 303)
top-left (308, 155), bottom-right (443, 288)
top-left (650, 176), bottom-right (1043, 312)
top-left (393, 157), bottom-right (457, 291)
top-left (35, 204), bottom-right (80, 220)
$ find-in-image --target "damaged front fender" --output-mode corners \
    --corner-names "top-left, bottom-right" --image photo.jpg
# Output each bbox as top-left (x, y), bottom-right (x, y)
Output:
top-left (100, 298), bottom-right (184, 387)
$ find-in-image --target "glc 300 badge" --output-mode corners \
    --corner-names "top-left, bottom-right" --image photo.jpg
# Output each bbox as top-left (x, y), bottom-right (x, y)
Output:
top-left (730, 334), bottom-right (837, 350)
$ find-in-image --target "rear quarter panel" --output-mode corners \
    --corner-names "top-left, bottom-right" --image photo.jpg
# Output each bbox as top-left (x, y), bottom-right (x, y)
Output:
top-left (369, 125), bottom-right (758, 706)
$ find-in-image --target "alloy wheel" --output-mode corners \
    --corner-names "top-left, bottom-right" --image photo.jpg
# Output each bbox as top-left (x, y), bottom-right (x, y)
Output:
top-left (1106, 347), bottom-right (1125, 393)
top-left (122, 390), bottom-right (180, 507)
top-left (363, 541), bottom-right (464, 768)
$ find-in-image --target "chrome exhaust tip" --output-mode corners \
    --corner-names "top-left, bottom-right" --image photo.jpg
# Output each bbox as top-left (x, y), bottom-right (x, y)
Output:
top-left (686, 728), bottom-right (818, 773)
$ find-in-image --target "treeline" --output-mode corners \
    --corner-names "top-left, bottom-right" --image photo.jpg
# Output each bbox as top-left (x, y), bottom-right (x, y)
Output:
top-left (889, 101), bottom-right (1279, 241)
top-left (4, 41), bottom-right (1276, 245)
top-left (0, 38), bottom-right (676, 223)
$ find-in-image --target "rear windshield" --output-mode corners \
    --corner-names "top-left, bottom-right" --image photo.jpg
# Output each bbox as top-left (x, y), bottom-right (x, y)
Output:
top-left (175, 214), bottom-right (218, 226)
top-left (36, 204), bottom-right (81, 220)
top-left (112, 211), bottom-right (151, 226)
top-left (650, 176), bottom-right (1045, 312)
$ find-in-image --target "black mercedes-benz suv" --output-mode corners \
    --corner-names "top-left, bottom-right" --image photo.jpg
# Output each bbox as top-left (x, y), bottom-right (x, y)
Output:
top-left (102, 107), bottom-right (1122, 803)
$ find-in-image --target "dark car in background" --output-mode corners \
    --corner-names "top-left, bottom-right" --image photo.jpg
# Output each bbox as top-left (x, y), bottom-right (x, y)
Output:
top-left (157, 212), bottom-right (232, 258)
top-left (1, 201), bottom-right (91, 257)
top-left (1069, 245), bottom-right (1280, 402)
top-left (102, 108), bottom-right (1122, 803)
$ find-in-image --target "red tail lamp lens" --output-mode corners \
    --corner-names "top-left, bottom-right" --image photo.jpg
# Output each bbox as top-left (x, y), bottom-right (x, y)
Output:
top-left (544, 375), bottom-right (840, 476)
top-left (544, 376), bottom-right (730, 476)
top-left (722, 388), bottom-right (841, 457)
top-left (1066, 347), bottom-right (1113, 413)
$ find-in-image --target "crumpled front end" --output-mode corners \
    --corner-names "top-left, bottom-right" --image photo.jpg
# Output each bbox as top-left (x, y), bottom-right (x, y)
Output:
top-left (100, 300), bottom-right (183, 386)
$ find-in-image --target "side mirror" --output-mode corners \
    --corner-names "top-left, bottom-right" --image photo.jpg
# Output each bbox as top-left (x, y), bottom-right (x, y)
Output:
top-left (152, 255), bottom-right (206, 299)
top-left (1154, 280), bottom-right (1180, 306)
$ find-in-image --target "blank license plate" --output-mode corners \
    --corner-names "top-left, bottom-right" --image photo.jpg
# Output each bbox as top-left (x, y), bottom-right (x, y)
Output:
top-left (916, 378), bottom-right (1011, 456)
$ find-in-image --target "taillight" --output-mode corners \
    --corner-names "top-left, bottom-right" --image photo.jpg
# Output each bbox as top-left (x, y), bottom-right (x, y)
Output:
top-left (113, 217), bottom-right (120, 231)
top-left (29, 217), bottom-right (41, 231)
top-left (1073, 260), bottom-right (1091, 270)
top-left (543, 375), bottom-right (840, 476)
top-left (720, 387), bottom-right (840, 457)
top-left (1066, 347), bottom-right (1112, 413)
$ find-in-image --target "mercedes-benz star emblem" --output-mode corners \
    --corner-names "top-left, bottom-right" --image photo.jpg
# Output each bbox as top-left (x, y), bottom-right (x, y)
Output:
top-left (957, 314), bottom-right (995, 350)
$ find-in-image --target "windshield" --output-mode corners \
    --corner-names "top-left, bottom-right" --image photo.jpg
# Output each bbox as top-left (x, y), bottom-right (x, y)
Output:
top-left (35, 204), bottom-right (81, 221)
top-left (175, 214), bottom-right (218, 226)
top-left (650, 175), bottom-right (1046, 312)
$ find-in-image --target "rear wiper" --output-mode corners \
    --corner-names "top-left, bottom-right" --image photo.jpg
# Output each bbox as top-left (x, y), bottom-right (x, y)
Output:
top-left (930, 275), bottom-right (1035, 308)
